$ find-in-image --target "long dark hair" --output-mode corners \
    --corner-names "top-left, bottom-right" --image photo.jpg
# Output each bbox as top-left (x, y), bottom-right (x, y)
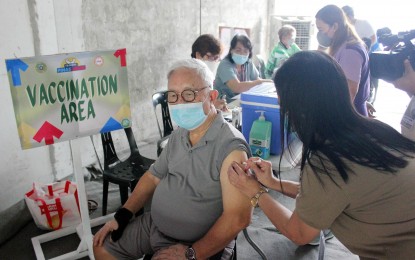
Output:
top-left (274, 51), bottom-right (415, 182)
top-left (225, 34), bottom-right (253, 64)
top-left (315, 5), bottom-right (361, 56)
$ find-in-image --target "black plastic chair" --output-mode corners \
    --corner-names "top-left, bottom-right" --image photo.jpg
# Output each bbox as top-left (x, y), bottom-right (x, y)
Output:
top-left (152, 91), bottom-right (174, 156)
top-left (101, 127), bottom-right (155, 215)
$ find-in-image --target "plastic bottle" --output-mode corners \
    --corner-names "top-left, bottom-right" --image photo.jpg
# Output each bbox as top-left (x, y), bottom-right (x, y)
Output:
top-left (249, 111), bottom-right (272, 159)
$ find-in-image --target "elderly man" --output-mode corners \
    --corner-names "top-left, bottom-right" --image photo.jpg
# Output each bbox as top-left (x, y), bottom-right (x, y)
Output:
top-left (93, 58), bottom-right (252, 260)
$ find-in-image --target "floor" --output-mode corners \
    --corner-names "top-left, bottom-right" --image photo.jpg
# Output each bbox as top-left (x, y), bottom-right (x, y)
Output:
top-left (372, 80), bottom-right (411, 131)
top-left (0, 169), bottom-right (359, 260)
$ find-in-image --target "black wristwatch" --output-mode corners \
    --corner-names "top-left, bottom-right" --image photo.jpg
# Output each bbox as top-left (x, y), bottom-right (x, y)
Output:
top-left (185, 245), bottom-right (196, 260)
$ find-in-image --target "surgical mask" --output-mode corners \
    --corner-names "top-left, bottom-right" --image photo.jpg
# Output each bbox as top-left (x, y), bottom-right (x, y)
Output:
top-left (286, 38), bottom-right (295, 46)
top-left (317, 31), bottom-right (332, 48)
top-left (232, 53), bottom-right (249, 65)
top-left (169, 101), bottom-right (208, 130)
top-left (203, 60), bottom-right (219, 76)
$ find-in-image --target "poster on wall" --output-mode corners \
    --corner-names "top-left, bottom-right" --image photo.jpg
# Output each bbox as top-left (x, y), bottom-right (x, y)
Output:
top-left (5, 49), bottom-right (131, 150)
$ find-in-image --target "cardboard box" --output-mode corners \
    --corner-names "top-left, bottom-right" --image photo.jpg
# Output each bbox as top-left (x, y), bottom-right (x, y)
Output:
top-left (240, 91), bottom-right (282, 155)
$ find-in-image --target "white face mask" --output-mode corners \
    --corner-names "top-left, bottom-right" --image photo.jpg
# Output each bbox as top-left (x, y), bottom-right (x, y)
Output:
top-left (286, 38), bottom-right (295, 46)
top-left (203, 60), bottom-right (219, 76)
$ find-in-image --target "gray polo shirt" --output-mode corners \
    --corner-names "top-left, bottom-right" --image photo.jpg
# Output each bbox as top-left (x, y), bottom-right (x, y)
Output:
top-left (149, 112), bottom-right (250, 242)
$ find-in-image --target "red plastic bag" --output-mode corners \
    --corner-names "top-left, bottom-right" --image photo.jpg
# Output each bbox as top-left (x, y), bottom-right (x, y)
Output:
top-left (25, 180), bottom-right (81, 230)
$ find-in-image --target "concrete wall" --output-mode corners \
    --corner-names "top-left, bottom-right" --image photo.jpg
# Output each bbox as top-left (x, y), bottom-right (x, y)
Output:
top-left (0, 0), bottom-right (269, 211)
top-left (0, 0), bottom-right (54, 211)
top-left (81, 0), bottom-right (269, 142)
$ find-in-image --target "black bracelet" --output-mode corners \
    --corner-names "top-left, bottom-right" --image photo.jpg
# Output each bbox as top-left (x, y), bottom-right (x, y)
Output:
top-left (114, 207), bottom-right (133, 225)
top-left (111, 208), bottom-right (133, 242)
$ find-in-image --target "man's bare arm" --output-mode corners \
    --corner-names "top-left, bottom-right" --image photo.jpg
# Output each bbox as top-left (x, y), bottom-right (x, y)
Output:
top-left (191, 150), bottom-right (252, 259)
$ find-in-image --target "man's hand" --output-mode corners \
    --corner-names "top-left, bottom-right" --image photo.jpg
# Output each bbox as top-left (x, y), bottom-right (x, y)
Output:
top-left (393, 59), bottom-right (415, 96)
top-left (93, 207), bottom-right (133, 247)
top-left (152, 244), bottom-right (188, 260)
top-left (93, 219), bottom-right (119, 247)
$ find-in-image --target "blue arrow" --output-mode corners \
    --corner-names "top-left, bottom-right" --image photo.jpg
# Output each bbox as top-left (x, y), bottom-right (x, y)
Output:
top-left (6, 59), bottom-right (29, 87)
top-left (100, 117), bottom-right (123, 133)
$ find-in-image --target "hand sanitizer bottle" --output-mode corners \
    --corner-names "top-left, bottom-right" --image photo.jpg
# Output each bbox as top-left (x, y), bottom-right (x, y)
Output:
top-left (249, 111), bottom-right (272, 159)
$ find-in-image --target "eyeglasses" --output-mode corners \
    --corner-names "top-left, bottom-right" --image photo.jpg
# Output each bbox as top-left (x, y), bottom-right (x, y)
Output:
top-left (165, 87), bottom-right (209, 103)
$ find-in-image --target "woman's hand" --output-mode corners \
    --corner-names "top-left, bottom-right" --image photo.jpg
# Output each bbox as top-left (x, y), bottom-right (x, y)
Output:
top-left (245, 157), bottom-right (276, 188)
top-left (255, 78), bottom-right (273, 85)
top-left (93, 219), bottom-right (119, 246)
top-left (227, 161), bottom-right (261, 199)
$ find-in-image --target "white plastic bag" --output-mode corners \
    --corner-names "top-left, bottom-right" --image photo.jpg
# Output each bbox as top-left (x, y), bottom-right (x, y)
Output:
top-left (25, 180), bottom-right (81, 230)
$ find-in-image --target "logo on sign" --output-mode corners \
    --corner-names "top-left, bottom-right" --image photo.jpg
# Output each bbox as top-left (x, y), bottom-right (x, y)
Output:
top-left (57, 57), bottom-right (86, 73)
top-left (35, 62), bottom-right (47, 73)
top-left (94, 56), bottom-right (104, 66)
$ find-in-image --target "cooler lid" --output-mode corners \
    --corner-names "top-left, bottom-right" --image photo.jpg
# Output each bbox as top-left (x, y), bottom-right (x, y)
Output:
top-left (241, 91), bottom-right (279, 107)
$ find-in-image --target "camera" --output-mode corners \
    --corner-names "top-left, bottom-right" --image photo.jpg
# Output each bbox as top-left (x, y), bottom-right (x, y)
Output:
top-left (369, 30), bottom-right (415, 81)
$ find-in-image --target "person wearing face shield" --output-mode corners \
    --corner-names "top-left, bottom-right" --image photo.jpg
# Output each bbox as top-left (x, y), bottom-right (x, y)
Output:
top-left (315, 4), bottom-right (371, 117)
top-left (214, 34), bottom-right (272, 103)
top-left (265, 25), bottom-right (302, 79)
top-left (191, 34), bottom-right (228, 111)
top-left (93, 59), bottom-right (253, 260)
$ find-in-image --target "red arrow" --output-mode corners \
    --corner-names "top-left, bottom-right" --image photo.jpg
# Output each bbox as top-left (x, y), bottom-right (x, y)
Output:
top-left (33, 121), bottom-right (64, 145)
top-left (114, 48), bottom-right (127, 67)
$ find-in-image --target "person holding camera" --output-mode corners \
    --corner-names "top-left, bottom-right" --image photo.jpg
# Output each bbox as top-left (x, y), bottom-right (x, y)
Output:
top-left (393, 59), bottom-right (415, 96)
top-left (315, 5), bottom-right (370, 117)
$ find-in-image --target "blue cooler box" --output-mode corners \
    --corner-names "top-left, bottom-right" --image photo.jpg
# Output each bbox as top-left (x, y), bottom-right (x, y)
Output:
top-left (240, 91), bottom-right (281, 155)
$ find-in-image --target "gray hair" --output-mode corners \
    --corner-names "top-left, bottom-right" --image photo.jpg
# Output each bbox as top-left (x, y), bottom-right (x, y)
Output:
top-left (278, 25), bottom-right (296, 39)
top-left (167, 58), bottom-right (214, 88)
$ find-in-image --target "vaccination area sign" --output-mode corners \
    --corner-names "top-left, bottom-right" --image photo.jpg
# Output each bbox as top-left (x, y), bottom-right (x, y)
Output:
top-left (6, 49), bottom-right (131, 149)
